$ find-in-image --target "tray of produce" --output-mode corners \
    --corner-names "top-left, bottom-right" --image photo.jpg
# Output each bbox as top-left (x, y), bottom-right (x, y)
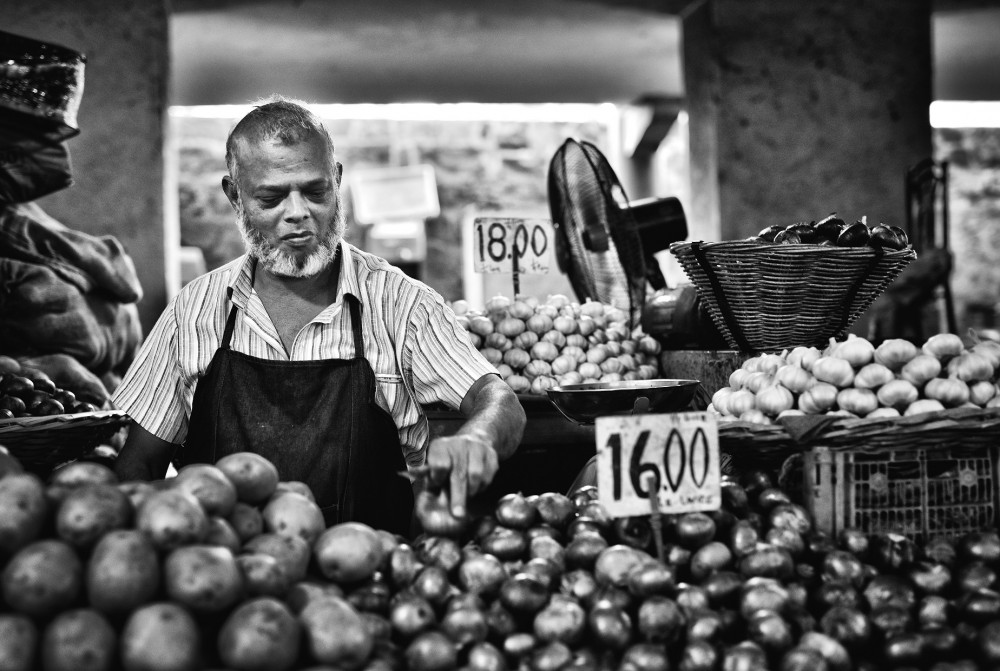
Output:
top-left (670, 215), bottom-right (917, 351)
top-left (2, 444), bottom-right (1000, 670)
top-left (450, 293), bottom-right (664, 396)
top-left (711, 331), bottom-right (1000, 451)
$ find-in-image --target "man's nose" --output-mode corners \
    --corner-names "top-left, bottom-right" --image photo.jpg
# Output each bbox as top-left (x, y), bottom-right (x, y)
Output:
top-left (284, 191), bottom-right (310, 221)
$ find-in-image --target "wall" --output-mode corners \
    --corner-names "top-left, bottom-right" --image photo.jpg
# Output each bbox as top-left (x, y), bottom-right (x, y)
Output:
top-left (5, 0), bottom-right (170, 334)
top-left (936, 128), bottom-right (1000, 330)
top-left (686, 0), bottom-right (933, 238)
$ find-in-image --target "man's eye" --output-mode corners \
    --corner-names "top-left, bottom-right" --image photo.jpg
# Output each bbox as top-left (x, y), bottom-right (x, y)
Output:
top-left (307, 190), bottom-right (328, 200)
top-left (258, 196), bottom-right (282, 206)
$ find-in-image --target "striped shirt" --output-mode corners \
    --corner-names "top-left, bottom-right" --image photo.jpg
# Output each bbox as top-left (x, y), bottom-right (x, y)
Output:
top-left (112, 241), bottom-right (498, 468)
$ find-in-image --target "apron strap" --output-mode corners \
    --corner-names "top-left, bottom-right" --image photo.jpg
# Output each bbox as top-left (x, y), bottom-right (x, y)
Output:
top-left (345, 294), bottom-right (364, 359)
top-left (222, 257), bottom-right (259, 351)
top-left (221, 294), bottom-right (239, 350)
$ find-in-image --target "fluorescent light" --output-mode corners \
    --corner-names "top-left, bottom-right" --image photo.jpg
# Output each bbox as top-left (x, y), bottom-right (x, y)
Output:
top-left (930, 101), bottom-right (1000, 128)
top-left (170, 102), bottom-right (620, 125)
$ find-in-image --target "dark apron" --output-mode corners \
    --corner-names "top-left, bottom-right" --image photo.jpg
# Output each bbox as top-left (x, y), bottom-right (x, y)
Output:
top-left (179, 273), bottom-right (413, 535)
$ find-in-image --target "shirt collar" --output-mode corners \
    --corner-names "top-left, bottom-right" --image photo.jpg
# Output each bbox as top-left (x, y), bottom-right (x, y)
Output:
top-left (225, 239), bottom-right (360, 311)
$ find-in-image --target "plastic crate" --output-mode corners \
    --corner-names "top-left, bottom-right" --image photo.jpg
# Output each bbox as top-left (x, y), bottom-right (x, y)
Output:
top-left (803, 443), bottom-right (999, 541)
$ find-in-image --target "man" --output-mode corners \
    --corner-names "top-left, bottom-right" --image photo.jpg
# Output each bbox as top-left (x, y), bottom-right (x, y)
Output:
top-left (112, 97), bottom-right (526, 534)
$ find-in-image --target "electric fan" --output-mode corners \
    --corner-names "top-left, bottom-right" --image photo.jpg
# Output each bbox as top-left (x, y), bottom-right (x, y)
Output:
top-left (547, 138), bottom-right (688, 325)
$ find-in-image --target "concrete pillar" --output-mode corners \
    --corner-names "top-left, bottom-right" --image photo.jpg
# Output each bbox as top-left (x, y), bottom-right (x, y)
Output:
top-left (5, 0), bottom-right (170, 334)
top-left (684, 0), bottom-right (933, 239)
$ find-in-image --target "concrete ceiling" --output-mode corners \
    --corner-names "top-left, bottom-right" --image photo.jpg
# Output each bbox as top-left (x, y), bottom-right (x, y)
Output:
top-left (168, 0), bottom-right (1000, 107)
top-left (169, 0), bottom-right (683, 106)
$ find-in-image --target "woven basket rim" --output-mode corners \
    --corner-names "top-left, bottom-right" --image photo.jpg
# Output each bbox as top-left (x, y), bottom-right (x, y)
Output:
top-left (670, 239), bottom-right (918, 257)
top-left (0, 409), bottom-right (128, 436)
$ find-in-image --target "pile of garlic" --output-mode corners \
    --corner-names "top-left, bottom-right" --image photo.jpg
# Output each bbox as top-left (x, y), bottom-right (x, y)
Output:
top-left (711, 332), bottom-right (1000, 425)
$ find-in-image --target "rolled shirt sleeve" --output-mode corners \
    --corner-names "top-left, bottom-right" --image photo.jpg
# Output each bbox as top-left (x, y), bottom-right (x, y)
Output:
top-left (405, 291), bottom-right (499, 411)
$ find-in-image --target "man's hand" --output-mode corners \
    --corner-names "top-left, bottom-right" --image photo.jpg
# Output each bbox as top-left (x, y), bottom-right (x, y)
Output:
top-left (425, 433), bottom-right (499, 518)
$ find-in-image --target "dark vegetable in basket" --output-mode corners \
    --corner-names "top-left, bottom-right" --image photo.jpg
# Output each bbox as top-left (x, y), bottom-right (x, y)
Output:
top-left (774, 229), bottom-right (803, 245)
top-left (836, 221), bottom-right (871, 247)
top-left (813, 215), bottom-right (846, 243)
top-left (869, 223), bottom-right (908, 251)
top-left (787, 222), bottom-right (820, 243)
top-left (0, 376), bottom-right (34, 400)
top-left (757, 225), bottom-right (785, 242)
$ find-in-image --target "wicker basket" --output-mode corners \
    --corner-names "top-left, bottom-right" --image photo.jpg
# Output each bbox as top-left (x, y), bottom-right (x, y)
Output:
top-left (669, 240), bottom-right (917, 351)
top-left (0, 410), bottom-right (128, 474)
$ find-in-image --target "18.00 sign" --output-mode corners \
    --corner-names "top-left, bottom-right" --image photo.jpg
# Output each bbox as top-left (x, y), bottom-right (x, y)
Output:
top-left (594, 412), bottom-right (721, 518)
top-left (472, 218), bottom-right (553, 275)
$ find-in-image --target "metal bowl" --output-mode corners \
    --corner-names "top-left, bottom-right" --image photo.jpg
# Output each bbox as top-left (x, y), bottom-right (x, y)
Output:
top-left (546, 379), bottom-right (701, 425)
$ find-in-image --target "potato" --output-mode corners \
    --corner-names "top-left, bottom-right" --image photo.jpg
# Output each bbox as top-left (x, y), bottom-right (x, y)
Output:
top-left (41, 608), bottom-right (116, 671)
top-left (86, 529), bottom-right (160, 615)
top-left (236, 552), bottom-right (293, 598)
top-left (262, 492), bottom-right (325, 545)
top-left (0, 613), bottom-right (37, 671)
top-left (164, 544), bottom-right (244, 612)
top-left (136, 489), bottom-right (209, 551)
top-left (204, 516), bottom-right (242, 554)
top-left (227, 501), bottom-right (264, 541)
top-left (1, 539), bottom-right (82, 618)
top-left (217, 597), bottom-right (301, 671)
top-left (170, 463), bottom-right (238, 517)
top-left (215, 452), bottom-right (279, 505)
top-left (120, 602), bottom-right (201, 671)
top-left (55, 483), bottom-right (132, 549)
top-left (0, 473), bottom-right (48, 557)
top-left (243, 532), bottom-right (310, 583)
top-left (300, 596), bottom-right (374, 670)
top-left (48, 461), bottom-right (117, 488)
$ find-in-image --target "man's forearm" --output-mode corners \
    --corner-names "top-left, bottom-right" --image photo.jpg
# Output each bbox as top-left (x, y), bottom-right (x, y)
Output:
top-left (457, 378), bottom-right (526, 460)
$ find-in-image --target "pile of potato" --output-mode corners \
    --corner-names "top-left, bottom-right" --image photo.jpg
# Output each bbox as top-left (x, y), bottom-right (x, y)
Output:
top-left (711, 332), bottom-right (1000, 425)
top-left (450, 294), bottom-right (662, 395)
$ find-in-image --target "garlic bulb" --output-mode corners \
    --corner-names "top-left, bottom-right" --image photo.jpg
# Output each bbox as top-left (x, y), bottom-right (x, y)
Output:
top-left (756, 384), bottom-right (795, 417)
top-left (899, 354), bottom-right (942, 387)
top-left (905, 398), bottom-right (946, 416)
top-left (836, 388), bottom-right (879, 416)
top-left (969, 380), bottom-right (997, 407)
top-left (786, 346), bottom-right (821, 371)
top-left (830, 334), bottom-right (875, 368)
top-left (798, 382), bottom-right (838, 414)
top-left (773, 364), bottom-right (815, 394)
top-left (924, 377), bottom-right (971, 407)
top-left (945, 351), bottom-right (994, 382)
top-left (853, 363), bottom-right (895, 390)
top-left (811, 357), bottom-right (855, 388)
top-left (876, 379), bottom-right (919, 410)
top-left (922, 333), bottom-right (965, 361)
top-left (873, 338), bottom-right (919, 371)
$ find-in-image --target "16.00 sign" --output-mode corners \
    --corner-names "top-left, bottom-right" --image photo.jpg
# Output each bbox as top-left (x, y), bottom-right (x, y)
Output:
top-left (595, 412), bottom-right (721, 518)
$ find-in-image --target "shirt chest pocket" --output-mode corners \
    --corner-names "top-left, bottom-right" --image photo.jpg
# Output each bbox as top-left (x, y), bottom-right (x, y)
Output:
top-left (374, 373), bottom-right (405, 414)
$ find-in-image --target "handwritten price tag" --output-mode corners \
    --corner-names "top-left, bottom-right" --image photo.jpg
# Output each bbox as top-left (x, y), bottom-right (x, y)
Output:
top-left (595, 412), bottom-right (722, 518)
top-left (472, 218), bottom-right (552, 274)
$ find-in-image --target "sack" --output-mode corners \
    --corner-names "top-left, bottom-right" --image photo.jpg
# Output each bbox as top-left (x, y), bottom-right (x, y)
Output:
top-left (0, 203), bottom-right (142, 303)
top-left (0, 256), bottom-right (142, 375)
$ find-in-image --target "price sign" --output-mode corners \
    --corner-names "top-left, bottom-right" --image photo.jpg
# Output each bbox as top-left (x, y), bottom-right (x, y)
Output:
top-left (595, 412), bottom-right (721, 518)
top-left (473, 218), bottom-right (553, 275)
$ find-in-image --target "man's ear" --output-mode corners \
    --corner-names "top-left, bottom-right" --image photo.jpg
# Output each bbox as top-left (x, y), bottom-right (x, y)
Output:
top-left (222, 175), bottom-right (240, 210)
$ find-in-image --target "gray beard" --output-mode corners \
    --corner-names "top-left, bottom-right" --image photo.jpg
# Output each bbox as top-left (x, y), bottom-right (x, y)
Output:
top-left (236, 200), bottom-right (345, 278)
